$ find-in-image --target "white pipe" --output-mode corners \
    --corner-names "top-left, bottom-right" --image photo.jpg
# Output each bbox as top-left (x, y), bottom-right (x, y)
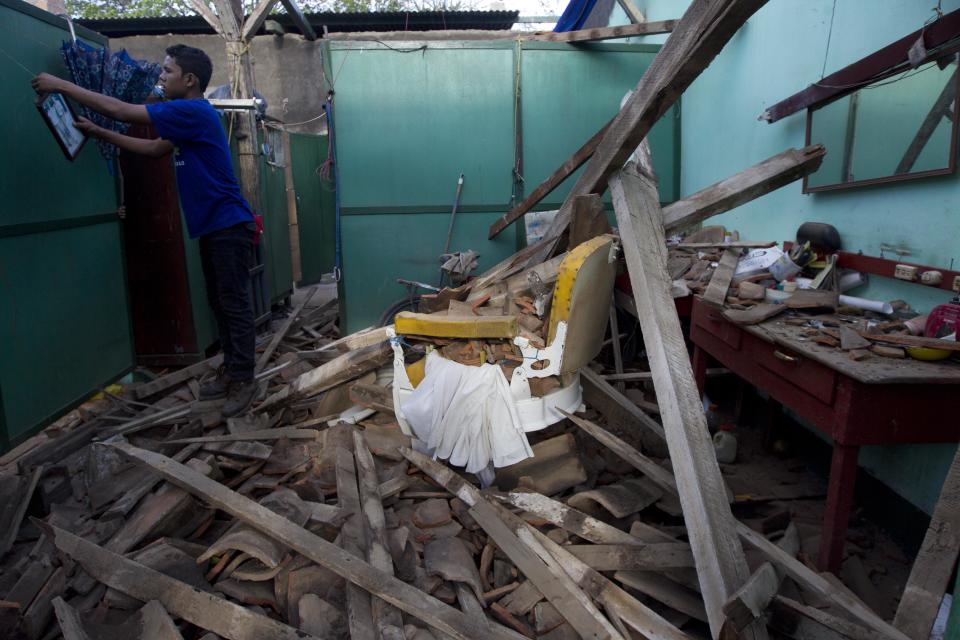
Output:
top-left (838, 294), bottom-right (893, 315)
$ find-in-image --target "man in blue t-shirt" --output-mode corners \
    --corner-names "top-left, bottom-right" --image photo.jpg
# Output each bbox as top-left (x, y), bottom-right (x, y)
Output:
top-left (33, 45), bottom-right (258, 416)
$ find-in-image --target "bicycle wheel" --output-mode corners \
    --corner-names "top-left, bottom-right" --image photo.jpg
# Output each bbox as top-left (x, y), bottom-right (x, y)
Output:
top-left (378, 295), bottom-right (421, 328)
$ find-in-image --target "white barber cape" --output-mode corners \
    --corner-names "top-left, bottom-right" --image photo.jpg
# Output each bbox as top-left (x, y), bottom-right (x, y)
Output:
top-left (400, 351), bottom-right (533, 474)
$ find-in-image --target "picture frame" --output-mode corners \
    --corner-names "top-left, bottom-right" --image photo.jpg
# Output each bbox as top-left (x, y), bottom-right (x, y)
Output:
top-left (36, 92), bottom-right (87, 161)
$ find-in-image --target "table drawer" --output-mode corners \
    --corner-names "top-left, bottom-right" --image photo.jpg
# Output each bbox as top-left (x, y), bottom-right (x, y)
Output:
top-left (696, 305), bottom-right (742, 350)
top-left (752, 340), bottom-right (837, 405)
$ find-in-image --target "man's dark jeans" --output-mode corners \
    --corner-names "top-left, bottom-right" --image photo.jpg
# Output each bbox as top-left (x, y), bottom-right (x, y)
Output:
top-left (200, 222), bottom-right (256, 382)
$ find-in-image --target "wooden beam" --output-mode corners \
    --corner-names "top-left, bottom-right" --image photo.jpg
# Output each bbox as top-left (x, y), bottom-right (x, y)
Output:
top-left (209, 0), bottom-right (240, 38)
top-left (604, 368), bottom-right (728, 381)
top-left (336, 447), bottom-right (376, 640)
top-left (134, 354), bottom-right (223, 400)
top-left (661, 145), bottom-right (826, 233)
top-left (609, 163), bottom-right (765, 640)
top-left (771, 596), bottom-right (875, 640)
top-left (893, 446), bottom-right (960, 640)
top-left (188, 0), bottom-right (226, 36)
top-left (488, 121), bottom-right (611, 239)
top-left (579, 367), bottom-right (666, 443)
top-left (43, 523), bottom-right (319, 640)
top-left (536, 0), bottom-right (769, 258)
top-left (0, 465), bottom-right (43, 558)
top-left (565, 543), bottom-right (694, 571)
top-left (527, 21), bottom-right (675, 42)
top-left (241, 0), bottom-right (281, 41)
top-left (255, 287), bottom-right (316, 373)
top-left (616, 0), bottom-right (646, 23)
top-left (721, 562), bottom-right (778, 634)
top-left (279, 0), bottom-right (317, 40)
top-left (111, 443), bottom-right (526, 640)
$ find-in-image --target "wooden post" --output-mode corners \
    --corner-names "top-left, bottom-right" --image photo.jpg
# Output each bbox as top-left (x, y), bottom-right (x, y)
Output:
top-left (281, 129), bottom-right (302, 282)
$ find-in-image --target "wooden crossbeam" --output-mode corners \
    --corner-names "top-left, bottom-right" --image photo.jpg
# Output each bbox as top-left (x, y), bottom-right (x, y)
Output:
top-left (280, 0), bottom-right (317, 40)
top-left (242, 0), bottom-right (281, 41)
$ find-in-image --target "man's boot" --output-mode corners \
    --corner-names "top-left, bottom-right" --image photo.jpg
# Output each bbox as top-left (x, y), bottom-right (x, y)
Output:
top-left (199, 367), bottom-right (231, 400)
top-left (222, 379), bottom-right (257, 417)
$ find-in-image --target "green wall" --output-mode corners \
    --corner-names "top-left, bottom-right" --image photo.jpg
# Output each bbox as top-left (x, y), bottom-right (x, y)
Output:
top-left (290, 133), bottom-right (336, 284)
top-left (328, 40), bottom-right (679, 332)
top-left (620, 0), bottom-right (960, 515)
top-left (0, 0), bottom-right (134, 448)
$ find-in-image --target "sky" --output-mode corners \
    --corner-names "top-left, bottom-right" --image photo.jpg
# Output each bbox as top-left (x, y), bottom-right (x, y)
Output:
top-left (482, 0), bottom-right (568, 29)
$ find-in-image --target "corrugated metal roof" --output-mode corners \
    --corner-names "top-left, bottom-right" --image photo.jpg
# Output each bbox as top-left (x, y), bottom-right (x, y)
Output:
top-left (77, 10), bottom-right (518, 38)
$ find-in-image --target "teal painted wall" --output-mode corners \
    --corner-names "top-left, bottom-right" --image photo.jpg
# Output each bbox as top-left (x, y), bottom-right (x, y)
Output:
top-left (329, 40), bottom-right (679, 332)
top-left (619, 0), bottom-right (960, 514)
top-left (290, 133), bottom-right (336, 284)
top-left (0, 0), bottom-right (134, 448)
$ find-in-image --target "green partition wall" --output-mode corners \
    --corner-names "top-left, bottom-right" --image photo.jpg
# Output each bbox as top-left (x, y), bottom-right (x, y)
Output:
top-left (0, 0), bottom-right (134, 449)
top-left (327, 40), bottom-right (679, 332)
top-left (290, 133), bottom-right (336, 284)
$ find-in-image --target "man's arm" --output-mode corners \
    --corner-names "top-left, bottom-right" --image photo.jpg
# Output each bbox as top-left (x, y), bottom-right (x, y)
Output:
top-left (32, 73), bottom-right (152, 125)
top-left (76, 117), bottom-right (173, 158)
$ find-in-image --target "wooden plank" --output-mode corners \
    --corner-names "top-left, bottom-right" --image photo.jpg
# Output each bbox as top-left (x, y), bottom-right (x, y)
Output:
top-left (609, 163), bottom-right (764, 640)
top-left (702, 248), bottom-right (743, 308)
top-left (534, 0), bottom-right (770, 259)
top-left (614, 571), bottom-right (708, 623)
top-left (44, 524), bottom-right (318, 640)
top-left (241, 0), bottom-right (280, 41)
top-left (893, 446), bottom-right (960, 640)
top-left (469, 500), bottom-right (625, 640)
top-left (134, 355), bottom-right (223, 400)
top-left (336, 447), bottom-right (376, 640)
top-left (255, 287), bottom-right (316, 373)
top-left (661, 145), bottom-right (826, 232)
top-left (579, 368), bottom-right (666, 443)
top-left (565, 544), bottom-right (694, 571)
top-left (676, 241), bottom-right (776, 249)
top-left (859, 331), bottom-right (960, 353)
top-left (187, 0), bottom-right (226, 36)
top-left (139, 599), bottom-right (186, 640)
top-left (111, 443), bottom-right (524, 640)
top-left (164, 429), bottom-right (320, 444)
top-left (51, 597), bottom-right (92, 640)
top-left (402, 448), bottom-right (691, 640)
top-left (279, 0), bottom-right (317, 39)
top-left (604, 368), bottom-right (728, 382)
top-left (328, 22), bottom-right (673, 43)
top-left (488, 121), bottom-right (611, 240)
top-left (353, 431), bottom-right (405, 635)
top-left (616, 0), bottom-right (646, 23)
top-left (772, 596), bottom-right (875, 640)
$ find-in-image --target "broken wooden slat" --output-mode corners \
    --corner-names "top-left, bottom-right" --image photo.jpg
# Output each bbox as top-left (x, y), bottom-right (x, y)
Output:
top-left (51, 597), bottom-right (91, 640)
top-left (578, 367), bottom-right (666, 444)
top-left (702, 248), bottom-right (743, 308)
top-left (676, 241), bottom-right (776, 249)
top-left (353, 431), bottom-right (405, 635)
top-left (111, 443), bottom-right (526, 640)
top-left (660, 145), bottom-right (826, 233)
top-left (614, 571), bottom-right (708, 623)
top-left (893, 446), bottom-right (960, 640)
top-left (491, 491), bottom-right (643, 545)
top-left (610, 162), bottom-right (763, 640)
top-left (43, 523), bottom-right (319, 640)
top-left (165, 429), bottom-right (320, 444)
top-left (771, 595), bottom-right (875, 640)
top-left (139, 599), bottom-right (186, 640)
top-left (858, 331), bottom-right (960, 352)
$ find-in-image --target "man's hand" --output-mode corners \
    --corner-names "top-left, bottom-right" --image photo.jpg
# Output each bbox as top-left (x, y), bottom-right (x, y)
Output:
top-left (32, 72), bottom-right (68, 95)
top-left (74, 117), bottom-right (103, 139)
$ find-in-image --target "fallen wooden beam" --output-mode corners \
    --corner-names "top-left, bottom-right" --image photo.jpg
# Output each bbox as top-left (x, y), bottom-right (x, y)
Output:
top-left (42, 522), bottom-right (320, 640)
top-left (134, 354), bottom-right (223, 400)
top-left (491, 490), bottom-right (645, 545)
top-left (771, 595), bottom-right (875, 640)
top-left (164, 429), bottom-right (321, 444)
top-left (0, 465), bottom-right (43, 558)
top-left (255, 287), bottom-right (317, 373)
top-left (111, 443), bottom-right (526, 640)
top-left (721, 562), bottom-right (778, 634)
top-left (604, 368), bottom-right (728, 382)
top-left (579, 367), bottom-right (666, 444)
top-left (609, 162), bottom-right (763, 640)
top-left (661, 145), bottom-right (826, 232)
top-left (893, 446), bottom-right (960, 640)
top-left (532, 0), bottom-right (770, 263)
top-left (565, 543), bottom-right (694, 571)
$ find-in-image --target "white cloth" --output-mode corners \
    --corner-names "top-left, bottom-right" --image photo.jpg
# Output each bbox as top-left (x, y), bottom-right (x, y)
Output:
top-left (400, 351), bottom-right (533, 473)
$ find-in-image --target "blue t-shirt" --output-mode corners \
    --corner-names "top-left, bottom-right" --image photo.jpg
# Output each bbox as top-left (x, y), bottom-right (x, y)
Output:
top-left (146, 99), bottom-right (253, 238)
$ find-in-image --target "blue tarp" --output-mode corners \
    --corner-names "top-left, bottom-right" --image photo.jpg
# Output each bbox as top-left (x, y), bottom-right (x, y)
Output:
top-left (554, 0), bottom-right (599, 31)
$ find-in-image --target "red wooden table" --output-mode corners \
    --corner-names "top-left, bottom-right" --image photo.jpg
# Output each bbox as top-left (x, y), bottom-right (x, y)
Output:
top-left (689, 297), bottom-right (960, 573)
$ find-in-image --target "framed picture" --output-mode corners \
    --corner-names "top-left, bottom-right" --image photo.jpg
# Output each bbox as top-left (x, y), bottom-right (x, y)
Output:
top-left (36, 92), bottom-right (87, 161)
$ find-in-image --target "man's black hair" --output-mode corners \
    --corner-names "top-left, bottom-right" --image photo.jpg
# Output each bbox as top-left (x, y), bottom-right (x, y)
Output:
top-left (166, 44), bottom-right (213, 91)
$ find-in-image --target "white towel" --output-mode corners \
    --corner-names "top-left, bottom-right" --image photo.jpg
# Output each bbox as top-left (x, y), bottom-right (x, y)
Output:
top-left (400, 351), bottom-right (533, 474)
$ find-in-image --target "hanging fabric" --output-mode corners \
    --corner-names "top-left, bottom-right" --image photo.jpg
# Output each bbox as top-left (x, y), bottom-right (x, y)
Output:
top-left (553, 0), bottom-right (600, 32)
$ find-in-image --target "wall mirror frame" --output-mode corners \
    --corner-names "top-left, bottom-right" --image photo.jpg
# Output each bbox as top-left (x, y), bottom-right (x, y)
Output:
top-left (803, 56), bottom-right (960, 193)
